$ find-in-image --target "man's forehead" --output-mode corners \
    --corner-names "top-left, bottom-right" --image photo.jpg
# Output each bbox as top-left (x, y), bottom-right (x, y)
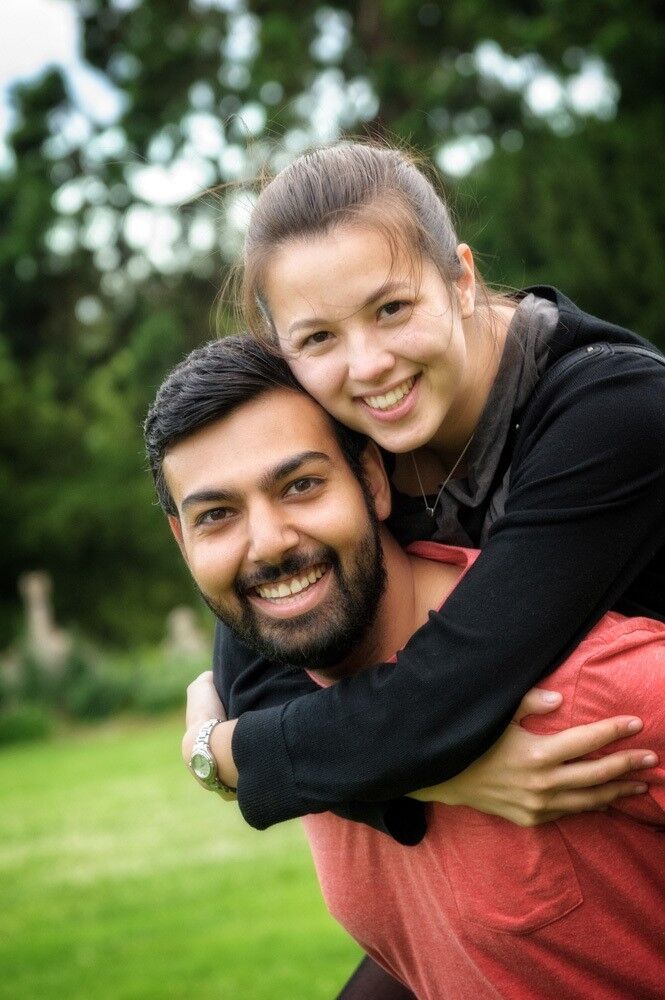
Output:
top-left (164, 388), bottom-right (342, 500)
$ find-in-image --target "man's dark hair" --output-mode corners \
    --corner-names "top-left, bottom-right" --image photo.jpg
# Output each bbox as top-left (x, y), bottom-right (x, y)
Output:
top-left (144, 335), bottom-right (370, 515)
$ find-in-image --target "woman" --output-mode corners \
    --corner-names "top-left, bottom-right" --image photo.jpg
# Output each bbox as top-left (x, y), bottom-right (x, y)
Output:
top-left (212, 143), bottom-right (665, 997)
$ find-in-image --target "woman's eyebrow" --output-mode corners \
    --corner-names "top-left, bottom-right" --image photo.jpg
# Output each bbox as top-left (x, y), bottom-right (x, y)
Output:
top-left (286, 280), bottom-right (410, 336)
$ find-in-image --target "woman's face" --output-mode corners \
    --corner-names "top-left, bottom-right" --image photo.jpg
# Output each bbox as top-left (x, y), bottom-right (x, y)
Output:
top-left (263, 223), bottom-right (478, 455)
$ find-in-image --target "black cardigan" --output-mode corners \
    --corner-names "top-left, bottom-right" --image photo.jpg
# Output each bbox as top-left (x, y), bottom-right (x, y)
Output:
top-left (214, 288), bottom-right (665, 843)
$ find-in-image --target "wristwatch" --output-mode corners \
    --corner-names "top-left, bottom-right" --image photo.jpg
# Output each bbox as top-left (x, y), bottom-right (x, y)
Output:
top-left (189, 718), bottom-right (237, 800)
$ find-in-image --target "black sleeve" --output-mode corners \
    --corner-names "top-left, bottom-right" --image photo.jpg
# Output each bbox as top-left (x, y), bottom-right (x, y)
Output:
top-left (336, 956), bottom-right (416, 999)
top-left (214, 618), bottom-right (321, 714)
top-left (230, 348), bottom-right (665, 829)
top-left (214, 609), bottom-right (427, 844)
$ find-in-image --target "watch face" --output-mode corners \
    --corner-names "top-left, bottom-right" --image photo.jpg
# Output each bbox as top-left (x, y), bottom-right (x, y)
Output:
top-left (191, 751), bottom-right (213, 781)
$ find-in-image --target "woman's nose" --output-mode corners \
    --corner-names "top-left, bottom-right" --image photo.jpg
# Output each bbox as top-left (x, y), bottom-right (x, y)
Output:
top-left (346, 330), bottom-right (394, 385)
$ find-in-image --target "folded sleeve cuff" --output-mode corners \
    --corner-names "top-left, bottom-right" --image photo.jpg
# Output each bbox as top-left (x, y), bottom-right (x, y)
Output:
top-left (232, 706), bottom-right (306, 829)
top-left (232, 706), bottom-right (428, 844)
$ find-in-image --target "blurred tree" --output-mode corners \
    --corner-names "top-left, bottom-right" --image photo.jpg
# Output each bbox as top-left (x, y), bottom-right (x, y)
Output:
top-left (0, 0), bottom-right (662, 646)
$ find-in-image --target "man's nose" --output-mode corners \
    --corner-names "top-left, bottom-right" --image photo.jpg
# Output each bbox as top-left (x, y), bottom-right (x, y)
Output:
top-left (246, 503), bottom-right (300, 565)
top-left (346, 328), bottom-right (394, 385)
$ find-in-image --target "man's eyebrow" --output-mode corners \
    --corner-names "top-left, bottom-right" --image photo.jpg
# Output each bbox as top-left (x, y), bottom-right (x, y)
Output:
top-left (180, 451), bottom-right (332, 512)
top-left (258, 450), bottom-right (331, 490)
top-left (287, 280), bottom-right (410, 336)
top-left (181, 487), bottom-right (238, 512)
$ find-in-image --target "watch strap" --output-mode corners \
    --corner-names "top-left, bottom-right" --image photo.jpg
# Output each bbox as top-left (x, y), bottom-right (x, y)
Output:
top-left (190, 717), bottom-right (237, 799)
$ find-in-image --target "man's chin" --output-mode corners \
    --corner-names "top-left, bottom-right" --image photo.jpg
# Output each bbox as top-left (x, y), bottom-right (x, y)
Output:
top-left (198, 587), bottom-right (344, 666)
top-left (240, 613), bottom-right (364, 670)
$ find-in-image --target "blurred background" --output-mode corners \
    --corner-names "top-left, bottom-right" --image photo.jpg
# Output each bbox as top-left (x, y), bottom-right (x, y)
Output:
top-left (0, 1), bottom-right (663, 997)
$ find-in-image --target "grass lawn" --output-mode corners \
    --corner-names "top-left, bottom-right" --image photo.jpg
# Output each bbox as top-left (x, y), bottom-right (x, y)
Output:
top-left (0, 715), bottom-right (361, 999)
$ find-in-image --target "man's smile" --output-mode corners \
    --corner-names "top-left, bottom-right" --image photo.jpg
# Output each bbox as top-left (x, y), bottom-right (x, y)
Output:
top-left (252, 563), bottom-right (329, 601)
top-left (246, 563), bottom-right (333, 619)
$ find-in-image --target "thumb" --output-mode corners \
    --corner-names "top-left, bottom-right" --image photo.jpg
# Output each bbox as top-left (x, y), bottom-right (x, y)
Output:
top-left (512, 687), bottom-right (562, 724)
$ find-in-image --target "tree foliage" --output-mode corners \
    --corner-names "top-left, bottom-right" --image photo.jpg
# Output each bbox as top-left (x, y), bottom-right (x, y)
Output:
top-left (1, 0), bottom-right (663, 645)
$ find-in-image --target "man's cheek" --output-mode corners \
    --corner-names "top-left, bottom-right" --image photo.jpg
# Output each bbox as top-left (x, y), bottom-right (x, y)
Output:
top-left (193, 551), bottom-right (235, 593)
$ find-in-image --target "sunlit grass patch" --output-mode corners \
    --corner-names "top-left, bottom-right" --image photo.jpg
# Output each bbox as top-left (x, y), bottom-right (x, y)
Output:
top-left (0, 715), bottom-right (361, 1000)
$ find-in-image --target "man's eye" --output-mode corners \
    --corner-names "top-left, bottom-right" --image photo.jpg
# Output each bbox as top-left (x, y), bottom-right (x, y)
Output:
top-left (285, 477), bottom-right (320, 496)
top-left (197, 508), bottom-right (233, 526)
top-left (378, 300), bottom-right (408, 319)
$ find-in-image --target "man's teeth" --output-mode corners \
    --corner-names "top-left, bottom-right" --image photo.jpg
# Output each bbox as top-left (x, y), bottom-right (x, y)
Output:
top-left (255, 565), bottom-right (327, 601)
top-left (364, 376), bottom-right (415, 411)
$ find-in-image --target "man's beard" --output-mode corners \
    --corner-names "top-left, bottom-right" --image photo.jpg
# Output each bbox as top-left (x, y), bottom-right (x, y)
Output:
top-left (199, 514), bottom-right (386, 673)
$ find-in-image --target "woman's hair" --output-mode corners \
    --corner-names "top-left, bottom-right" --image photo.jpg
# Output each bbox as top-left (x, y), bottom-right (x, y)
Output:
top-left (237, 141), bottom-right (494, 339)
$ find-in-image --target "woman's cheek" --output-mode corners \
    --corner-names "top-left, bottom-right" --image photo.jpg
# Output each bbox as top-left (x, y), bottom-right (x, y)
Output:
top-left (291, 357), bottom-right (342, 408)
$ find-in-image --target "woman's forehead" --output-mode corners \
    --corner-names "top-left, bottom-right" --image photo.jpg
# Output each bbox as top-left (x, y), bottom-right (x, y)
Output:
top-left (264, 224), bottom-right (424, 315)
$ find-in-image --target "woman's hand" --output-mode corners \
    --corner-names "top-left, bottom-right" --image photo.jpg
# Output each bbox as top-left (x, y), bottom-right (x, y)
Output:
top-left (182, 671), bottom-right (239, 794)
top-left (185, 669), bottom-right (227, 730)
top-left (409, 688), bottom-right (657, 825)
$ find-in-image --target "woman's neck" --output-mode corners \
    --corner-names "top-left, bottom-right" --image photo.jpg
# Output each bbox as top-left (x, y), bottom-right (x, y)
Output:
top-left (393, 300), bottom-right (515, 496)
top-left (436, 302), bottom-right (514, 455)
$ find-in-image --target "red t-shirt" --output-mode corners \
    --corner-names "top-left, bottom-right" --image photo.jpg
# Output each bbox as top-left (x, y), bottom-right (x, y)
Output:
top-left (302, 543), bottom-right (665, 1000)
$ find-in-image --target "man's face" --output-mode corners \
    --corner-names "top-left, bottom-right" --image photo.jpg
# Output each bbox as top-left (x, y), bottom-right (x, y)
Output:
top-left (164, 389), bottom-right (388, 675)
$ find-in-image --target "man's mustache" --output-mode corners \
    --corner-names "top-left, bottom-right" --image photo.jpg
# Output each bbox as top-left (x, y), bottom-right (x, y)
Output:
top-left (237, 547), bottom-right (336, 594)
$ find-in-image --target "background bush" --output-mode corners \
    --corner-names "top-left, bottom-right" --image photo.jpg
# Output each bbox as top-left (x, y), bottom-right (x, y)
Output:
top-left (0, 639), bottom-right (210, 743)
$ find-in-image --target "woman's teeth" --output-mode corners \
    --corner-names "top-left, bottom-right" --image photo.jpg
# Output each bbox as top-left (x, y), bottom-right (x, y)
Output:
top-left (254, 565), bottom-right (327, 601)
top-left (364, 376), bottom-right (415, 411)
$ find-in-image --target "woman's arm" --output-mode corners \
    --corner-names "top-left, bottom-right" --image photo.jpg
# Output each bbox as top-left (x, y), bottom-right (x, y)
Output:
top-left (214, 617), bottom-right (321, 714)
top-left (228, 349), bottom-right (665, 829)
top-left (184, 673), bottom-right (652, 825)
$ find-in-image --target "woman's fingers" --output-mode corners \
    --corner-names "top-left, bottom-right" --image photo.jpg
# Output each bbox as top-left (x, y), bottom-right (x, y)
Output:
top-left (528, 715), bottom-right (644, 764)
top-left (548, 749), bottom-right (658, 791)
top-left (528, 781), bottom-right (649, 823)
top-left (511, 780), bottom-right (650, 826)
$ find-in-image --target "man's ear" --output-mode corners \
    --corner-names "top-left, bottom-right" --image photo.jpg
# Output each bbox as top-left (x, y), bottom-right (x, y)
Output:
top-left (167, 514), bottom-right (188, 563)
top-left (360, 442), bottom-right (392, 522)
top-left (455, 243), bottom-right (476, 318)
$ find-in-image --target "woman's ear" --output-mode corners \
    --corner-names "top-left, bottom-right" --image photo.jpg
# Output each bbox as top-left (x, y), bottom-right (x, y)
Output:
top-left (360, 441), bottom-right (392, 522)
top-left (455, 243), bottom-right (476, 318)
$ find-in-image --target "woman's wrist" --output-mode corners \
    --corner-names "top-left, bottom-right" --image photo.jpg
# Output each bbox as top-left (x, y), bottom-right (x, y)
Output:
top-left (182, 718), bottom-right (239, 791)
top-left (409, 777), bottom-right (463, 806)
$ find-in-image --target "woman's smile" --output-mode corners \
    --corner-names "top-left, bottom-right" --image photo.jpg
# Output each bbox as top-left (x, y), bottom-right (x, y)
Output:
top-left (355, 373), bottom-right (421, 422)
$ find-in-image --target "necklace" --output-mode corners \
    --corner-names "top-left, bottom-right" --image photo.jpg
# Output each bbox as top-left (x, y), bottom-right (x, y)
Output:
top-left (409, 433), bottom-right (475, 518)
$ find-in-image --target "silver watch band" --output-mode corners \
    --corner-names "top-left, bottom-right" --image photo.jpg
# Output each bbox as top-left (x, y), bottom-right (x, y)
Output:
top-left (190, 717), bottom-right (237, 799)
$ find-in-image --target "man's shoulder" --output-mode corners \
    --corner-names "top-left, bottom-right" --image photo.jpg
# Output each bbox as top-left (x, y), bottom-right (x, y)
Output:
top-left (406, 540), bottom-right (480, 567)
top-left (537, 613), bottom-right (665, 727)
top-left (523, 612), bottom-right (665, 743)
top-left (573, 613), bottom-right (665, 678)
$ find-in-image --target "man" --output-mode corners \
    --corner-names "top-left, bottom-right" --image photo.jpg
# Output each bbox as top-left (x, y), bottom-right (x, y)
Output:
top-left (145, 336), bottom-right (665, 1000)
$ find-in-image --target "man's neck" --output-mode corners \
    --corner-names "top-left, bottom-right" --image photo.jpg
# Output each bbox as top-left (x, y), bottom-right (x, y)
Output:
top-left (314, 534), bottom-right (464, 682)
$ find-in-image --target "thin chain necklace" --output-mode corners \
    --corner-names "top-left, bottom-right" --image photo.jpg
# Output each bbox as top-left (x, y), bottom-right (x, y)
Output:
top-left (409, 432), bottom-right (475, 519)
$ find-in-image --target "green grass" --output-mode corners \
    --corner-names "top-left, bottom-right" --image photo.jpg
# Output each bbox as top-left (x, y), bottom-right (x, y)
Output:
top-left (0, 715), bottom-right (361, 999)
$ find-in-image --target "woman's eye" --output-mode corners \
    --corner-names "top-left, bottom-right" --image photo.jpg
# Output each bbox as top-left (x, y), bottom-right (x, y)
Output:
top-left (302, 330), bottom-right (332, 348)
top-left (378, 300), bottom-right (408, 319)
